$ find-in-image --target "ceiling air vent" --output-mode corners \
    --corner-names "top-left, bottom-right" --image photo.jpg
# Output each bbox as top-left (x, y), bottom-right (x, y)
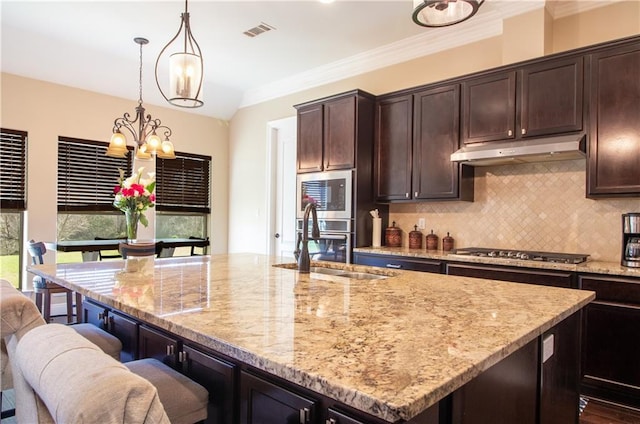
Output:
top-left (243, 22), bottom-right (276, 38)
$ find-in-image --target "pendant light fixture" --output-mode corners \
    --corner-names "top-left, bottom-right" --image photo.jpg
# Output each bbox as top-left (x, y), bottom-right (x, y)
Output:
top-left (106, 37), bottom-right (176, 160)
top-left (412, 0), bottom-right (484, 27)
top-left (155, 0), bottom-right (204, 108)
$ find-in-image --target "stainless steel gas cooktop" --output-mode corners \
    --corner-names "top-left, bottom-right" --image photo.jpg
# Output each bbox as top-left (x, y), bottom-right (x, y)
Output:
top-left (452, 247), bottom-right (590, 264)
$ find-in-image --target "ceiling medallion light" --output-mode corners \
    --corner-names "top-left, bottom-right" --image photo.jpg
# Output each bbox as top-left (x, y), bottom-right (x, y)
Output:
top-left (155, 0), bottom-right (204, 108)
top-left (106, 37), bottom-right (176, 160)
top-left (412, 0), bottom-right (484, 27)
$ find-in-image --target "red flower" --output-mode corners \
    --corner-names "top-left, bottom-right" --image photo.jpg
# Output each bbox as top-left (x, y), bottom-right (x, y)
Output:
top-left (149, 194), bottom-right (156, 202)
top-left (114, 185), bottom-right (121, 194)
top-left (131, 183), bottom-right (145, 195)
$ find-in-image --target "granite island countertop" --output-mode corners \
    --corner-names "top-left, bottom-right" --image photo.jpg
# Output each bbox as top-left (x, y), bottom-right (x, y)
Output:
top-left (29, 253), bottom-right (594, 422)
top-left (355, 246), bottom-right (640, 278)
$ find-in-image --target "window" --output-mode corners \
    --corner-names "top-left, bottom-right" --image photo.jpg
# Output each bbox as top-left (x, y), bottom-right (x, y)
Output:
top-left (156, 152), bottom-right (210, 254)
top-left (0, 128), bottom-right (27, 288)
top-left (57, 137), bottom-right (133, 261)
top-left (57, 136), bottom-right (132, 212)
top-left (156, 151), bottom-right (211, 214)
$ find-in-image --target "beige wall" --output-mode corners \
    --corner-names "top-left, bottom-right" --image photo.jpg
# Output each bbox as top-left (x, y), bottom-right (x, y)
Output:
top-left (227, 2), bottom-right (640, 258)
top-left (0, 73), bottom-right (229, 271)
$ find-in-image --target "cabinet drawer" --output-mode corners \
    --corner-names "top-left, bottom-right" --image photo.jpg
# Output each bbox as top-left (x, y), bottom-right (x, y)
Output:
top-left (579, 275), bottom-right (640, 305)
top-left (354, 253), bottom-right (443, 274)
top-left (446, 263), bottom-right (574, 288)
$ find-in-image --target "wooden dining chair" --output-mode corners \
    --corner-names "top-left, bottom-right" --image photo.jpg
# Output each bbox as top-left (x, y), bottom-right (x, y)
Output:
top-left (189, 236), bottom-right (209, 256)
top-left (26, 240), bottom-right (81, 324)
top-left (118, 242), bottom-right (164, 259)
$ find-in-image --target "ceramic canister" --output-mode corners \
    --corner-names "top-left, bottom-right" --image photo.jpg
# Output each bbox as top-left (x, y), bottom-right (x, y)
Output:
top-left (385, 221), bottom-right (402, 247)
top-left (426, 230), bottom-right (439, 250)
top-left (442, 232), bottom-right (454, 252)
top-left (409, 225), bottom-right (423, 249)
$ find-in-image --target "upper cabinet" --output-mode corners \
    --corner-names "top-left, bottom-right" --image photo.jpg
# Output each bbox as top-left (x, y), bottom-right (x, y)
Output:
top-left (462, 56), bottom-right (584, 144)
top-left (295, 90), bottom-right (374, 174)
top-left (374, 93), bottom-right (413, 201)
top-left (587, 41), bottom-right (640, 197)
top-left (374, 85), bottom-right (473, 203)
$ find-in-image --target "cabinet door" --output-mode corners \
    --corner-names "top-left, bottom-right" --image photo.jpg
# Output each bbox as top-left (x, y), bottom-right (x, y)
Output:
top-left (587, 42), bottom-right (640, 196)
top-left (413, 84), bottom-right (462, 200)
top-left (297, 103), bottom-right (324, 173)
top-left (580, 274), bottom-right (640, 406)
top-left (138, 325), bottom-right (179, 368)
top-left (108, 310), bottom-right (138, 362)
top-left (519, 56), bottom-right (583, 138)
top-left (374, 94), bottom-right (413, 201)
top-left (181, 344), bottom-right (237, 424)
top-left (241, 371), bottom-right (317, 424)
top-left (324, 96), bottom-right (356, 171)
top-left (82, 300), bottom-right (108, 330)
top-left (353, 253), bottom-right (443, 274)
top-left (462, 71), bottom-right (516, 144)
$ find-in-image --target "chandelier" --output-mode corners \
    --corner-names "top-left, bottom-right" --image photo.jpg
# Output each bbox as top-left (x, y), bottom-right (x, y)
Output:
top-left (412, 0), bottom-right (484, 27)
top-left (155, 0), bottom-right (204, 108)
top-left (106, 37), bottom-right (176, 160)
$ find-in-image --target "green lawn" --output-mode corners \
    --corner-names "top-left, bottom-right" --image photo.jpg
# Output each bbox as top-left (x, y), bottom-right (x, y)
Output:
top-left (1, 248), bottom-right (193, 288)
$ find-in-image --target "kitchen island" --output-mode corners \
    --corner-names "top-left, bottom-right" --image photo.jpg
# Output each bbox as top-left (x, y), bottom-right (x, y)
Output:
top-left (28, 254), bottom-right (594, 423)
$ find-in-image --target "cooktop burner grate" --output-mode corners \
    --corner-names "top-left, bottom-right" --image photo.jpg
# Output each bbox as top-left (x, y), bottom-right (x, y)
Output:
top-left (452, 247), bottom-right (590, 264)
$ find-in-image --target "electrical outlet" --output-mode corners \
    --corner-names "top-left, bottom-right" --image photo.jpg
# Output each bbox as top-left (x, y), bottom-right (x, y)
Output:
top-left (418, 218), bottom-right (425, 230)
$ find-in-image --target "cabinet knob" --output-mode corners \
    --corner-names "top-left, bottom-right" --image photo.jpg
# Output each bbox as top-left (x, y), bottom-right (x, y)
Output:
top-left (178, 351), bottom-right (189, 363)
top-left (521, 128), bottom-right (527, 135)
top-left (414, 191), bottom-right (418, 197)
top-left (166, 345), bottom-right (175, 356)
top-left (405, 193), bottom-right (409, 198)
top-left (326, 419), bottom-right (337, 424)
top-left (386, 264), bottom-right (402, 269)
top-left (508, 130), bottom-right (513, 137)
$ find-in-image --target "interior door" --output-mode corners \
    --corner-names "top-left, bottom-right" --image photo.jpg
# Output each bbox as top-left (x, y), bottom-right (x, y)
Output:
top-left (268, 117), bottom-right (297, 259)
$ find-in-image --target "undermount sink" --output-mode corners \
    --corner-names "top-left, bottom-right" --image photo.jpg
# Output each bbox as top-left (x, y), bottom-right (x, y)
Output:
top-left (273, 263), bottom-right (391, 281)
top-left (308, 266), bottom-right (388, 280)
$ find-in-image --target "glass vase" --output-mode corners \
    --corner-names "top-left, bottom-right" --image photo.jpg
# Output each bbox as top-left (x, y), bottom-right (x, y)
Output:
top-left (124, 209), bottom-right (140, 243)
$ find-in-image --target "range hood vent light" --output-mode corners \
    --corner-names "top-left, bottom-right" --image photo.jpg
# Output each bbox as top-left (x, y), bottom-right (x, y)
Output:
top-left (450, 133), bottom-right (586, 166)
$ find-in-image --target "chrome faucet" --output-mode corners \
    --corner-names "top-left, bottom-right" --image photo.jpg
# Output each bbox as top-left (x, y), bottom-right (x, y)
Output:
top-left (294, 202), bottom-right (320, 273)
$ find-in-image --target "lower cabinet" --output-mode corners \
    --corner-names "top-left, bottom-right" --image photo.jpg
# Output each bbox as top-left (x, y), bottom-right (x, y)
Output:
top-left (240, 371), bottom-right (317, 424)
top-left (579, 275), bottom-right (640, 408)
top-left (353, 252), bottom-right (443, 274)
top-left (445, 262), bottom-right (574, 288)
top-left (82, 300), bottom-right (138, 362)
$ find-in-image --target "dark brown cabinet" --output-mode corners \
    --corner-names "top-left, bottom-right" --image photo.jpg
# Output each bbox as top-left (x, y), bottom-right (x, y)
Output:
top-left (374, 85), bottom-right (472, 203)
top-left (580, 275), bottom-right (640, 407)
top-left (82, 300), bottom-right (138, 362)
top-left (354, 252), bottom-right (443, 274)
top-left (295, 90), bottom-right (374, 174)
top-left (241, 371), bottom-right (317, 424)
top-left (413, 85), bottom-right (473, 201)
top-left (374, 94), bottom-right (413, 201)
top-left (139, 324), bottom-right (179, 368)
top-left (462, 57), bottom-right (584, 144)
top-left (181, 344), bottom-right (237, 424)
top-left (587, 41), bottom-right (640, 197)
top-left (445, 263), bottom-right (574, 288)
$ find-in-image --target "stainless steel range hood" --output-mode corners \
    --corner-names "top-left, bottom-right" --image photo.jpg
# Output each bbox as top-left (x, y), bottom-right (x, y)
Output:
top-left (450, 133), bottom-right (586, 166)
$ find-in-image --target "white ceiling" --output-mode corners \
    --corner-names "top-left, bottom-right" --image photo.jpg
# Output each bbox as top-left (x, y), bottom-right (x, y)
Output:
top-left (0, 0), bottom-right (617, 120)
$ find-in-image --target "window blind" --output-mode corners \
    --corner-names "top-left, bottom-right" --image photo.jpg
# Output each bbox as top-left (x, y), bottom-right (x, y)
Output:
top-left (0, 128), bottom-right (27, 210)
top-left (156, 152), bottom-right (211, 213)
top-left (57, 137), bottom-right (133, 212)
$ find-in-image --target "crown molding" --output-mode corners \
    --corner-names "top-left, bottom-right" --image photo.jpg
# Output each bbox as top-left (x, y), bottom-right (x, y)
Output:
top-left (240, 1), bottom-right (550, 108)
top-left (546, 0), bottom-right (624, 19)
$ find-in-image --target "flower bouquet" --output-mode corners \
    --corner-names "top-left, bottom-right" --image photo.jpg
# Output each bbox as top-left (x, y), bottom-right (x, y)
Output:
top-left (113, 167), bottom-right (156, 241)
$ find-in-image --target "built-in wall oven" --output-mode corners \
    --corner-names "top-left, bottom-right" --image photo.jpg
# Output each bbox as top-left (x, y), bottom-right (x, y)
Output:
top-left (296, 219), bottom-right (352, 264)
top-left (296, 170), bottom-right (354, 263)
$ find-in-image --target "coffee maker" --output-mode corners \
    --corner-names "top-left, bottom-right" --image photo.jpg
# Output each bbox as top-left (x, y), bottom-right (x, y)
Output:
top-left (622, 213), bottom-right (640, 268)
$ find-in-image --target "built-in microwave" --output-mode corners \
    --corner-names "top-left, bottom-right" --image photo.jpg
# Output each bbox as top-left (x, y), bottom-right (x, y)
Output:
top-left (296, 170), bottom-right (353, 220)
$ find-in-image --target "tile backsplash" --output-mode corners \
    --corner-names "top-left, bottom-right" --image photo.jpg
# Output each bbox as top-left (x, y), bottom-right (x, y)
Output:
top-left (389, 160), bottom-right (640, 262)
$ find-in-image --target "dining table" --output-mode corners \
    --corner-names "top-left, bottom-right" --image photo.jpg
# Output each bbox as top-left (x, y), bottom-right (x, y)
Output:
top-left (46, 238), bottom-right (209, 261)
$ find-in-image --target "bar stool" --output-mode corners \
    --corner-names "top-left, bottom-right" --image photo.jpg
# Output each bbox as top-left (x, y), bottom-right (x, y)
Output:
top-left (26, 240), bottom-right (81, 323)
top-left (189, 236), bottom-right (209, 256)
